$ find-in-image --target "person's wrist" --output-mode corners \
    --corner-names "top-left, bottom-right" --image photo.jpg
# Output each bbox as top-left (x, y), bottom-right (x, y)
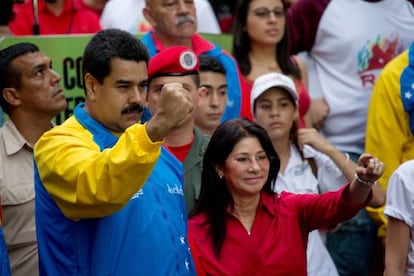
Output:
top-left (145, 118), bottom-right (167, 142)
top-left (354, 173), bottom-right (377, 187)
top-left (323, 143), bottom-right (335, 155)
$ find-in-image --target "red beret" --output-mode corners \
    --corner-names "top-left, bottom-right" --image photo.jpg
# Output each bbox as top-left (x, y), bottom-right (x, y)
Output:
top-left (148, 46), bottom-right (199, 80)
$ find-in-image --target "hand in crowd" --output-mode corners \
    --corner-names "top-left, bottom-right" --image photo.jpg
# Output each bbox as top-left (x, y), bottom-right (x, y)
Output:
top-left (345, 154), bottom-right (385, 206)
top-left (308, 98), bottom-right (329, 130)
top-left (146, 82), bottom-right (194, 142)
top-left (297, 127), bottom-right (334, 154)
top-left (354, 154), bottom-right (386, 208)
top-left (356, 154), bottom-right (384, 184)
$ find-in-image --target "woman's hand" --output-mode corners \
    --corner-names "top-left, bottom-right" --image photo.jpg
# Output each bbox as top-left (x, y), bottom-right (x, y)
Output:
top-left (355, 154), bottom-right (384, 185)
top-left (298, 128), bottom-right (332, 154)
top-left (345, 154), bottom-right (384, 205)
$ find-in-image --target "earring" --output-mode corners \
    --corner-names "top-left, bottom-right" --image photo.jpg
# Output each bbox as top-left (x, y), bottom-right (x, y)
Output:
top-left (219, 175), bottom-right (223, 179)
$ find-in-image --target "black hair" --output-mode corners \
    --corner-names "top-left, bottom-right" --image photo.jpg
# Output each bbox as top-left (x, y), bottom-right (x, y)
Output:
top-left (191, 73), bottom-right (200, 88)
top-left (232, 0), bottom-right (301, 79)
top-left (0, 0), bottom-right (13, 26)
top-left (189, 118), bottom-right (280, 258)
top-left (199, 55), bottom-right (226, 75)
top-left (0, 42), bottom-right (39, 114)
top-left (82, 28), bottom-right (149, 94)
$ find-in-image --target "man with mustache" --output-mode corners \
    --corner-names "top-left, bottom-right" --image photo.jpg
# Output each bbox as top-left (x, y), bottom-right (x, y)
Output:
top-left (100, 0), bottom-right (220, 34)
top-left (141, 0), bottom-right (243, 123)
top-left (33, 29), bottom-right (196, 275)
top-left (0, 42), bottom-right (68, 276)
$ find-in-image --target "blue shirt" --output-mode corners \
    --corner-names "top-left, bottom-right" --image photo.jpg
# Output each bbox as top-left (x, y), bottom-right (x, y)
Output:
top-left (35, 104), bottom-right (195, 275)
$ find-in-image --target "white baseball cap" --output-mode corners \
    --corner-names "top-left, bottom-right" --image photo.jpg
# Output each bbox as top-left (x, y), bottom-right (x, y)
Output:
top-left (250, 72), bottom-right (298, 114)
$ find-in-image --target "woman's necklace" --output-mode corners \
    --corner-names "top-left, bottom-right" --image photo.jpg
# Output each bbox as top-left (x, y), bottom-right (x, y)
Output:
top-left (235, 214), bottom-right (256, 235)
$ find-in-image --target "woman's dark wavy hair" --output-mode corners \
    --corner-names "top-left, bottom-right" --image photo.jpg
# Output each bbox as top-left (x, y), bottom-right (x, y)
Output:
top-left (232, 0), bottom-right (301, 79)
top-left (189, 118), bottom-right (280, 258)
top-left (82, 28), bottom-right (149, 95)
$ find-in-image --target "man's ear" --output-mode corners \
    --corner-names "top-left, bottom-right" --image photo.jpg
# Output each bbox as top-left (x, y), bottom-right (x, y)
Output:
top-left (142, 7), bottom-right (157, 29)
top-left (84, 73), bottom-right (97, 101)
top-left (2, 88), bottom-right (21, 108)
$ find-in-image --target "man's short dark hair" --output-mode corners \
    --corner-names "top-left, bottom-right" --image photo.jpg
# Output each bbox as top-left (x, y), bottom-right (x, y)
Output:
top-left (198, 55), bottom-right (226, 75)
top-left (82, 29), bottom-right (150, 93)
top-left (0, 42), bottom-right (39, 114)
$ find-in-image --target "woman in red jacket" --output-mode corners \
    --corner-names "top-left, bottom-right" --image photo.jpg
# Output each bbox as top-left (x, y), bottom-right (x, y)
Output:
top-left (188, 118), bottom-right (384, 275)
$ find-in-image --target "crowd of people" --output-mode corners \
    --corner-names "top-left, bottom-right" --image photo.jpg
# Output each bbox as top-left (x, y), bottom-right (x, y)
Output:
top-left (1, 0), bottom-right (414, 275)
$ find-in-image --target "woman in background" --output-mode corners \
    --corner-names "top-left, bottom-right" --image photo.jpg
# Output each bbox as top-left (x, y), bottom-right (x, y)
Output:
top-left (232, 0), bottom-right (310, 127)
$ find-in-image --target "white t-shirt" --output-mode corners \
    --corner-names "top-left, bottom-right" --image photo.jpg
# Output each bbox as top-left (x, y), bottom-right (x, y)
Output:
top-left (273, 143), bottom-right (348, 276)
top-left (274, 144), bottom-right (348, 195)
top-left (100, 0), bottom-right (221, 34)
top-left (384, 160), bottom-right (414, 275)
top-left (306, 0), bottom-right (414, 154)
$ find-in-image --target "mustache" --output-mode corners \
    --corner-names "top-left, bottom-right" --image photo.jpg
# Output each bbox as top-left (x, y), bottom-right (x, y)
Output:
top-left (175, 15), bottom-right (196, 26)
top-left (121, 104), bottom-right (144, 114)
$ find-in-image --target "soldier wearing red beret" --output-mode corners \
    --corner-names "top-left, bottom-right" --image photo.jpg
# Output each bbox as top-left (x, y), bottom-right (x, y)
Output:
top-left (147, 46), bottom-right (210, 213)
top-left (141, 0), bottom-right (243, 123)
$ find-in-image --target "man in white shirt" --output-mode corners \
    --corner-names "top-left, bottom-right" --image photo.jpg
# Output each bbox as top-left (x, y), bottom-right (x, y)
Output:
top-left (100, 0), bottom-right (221, 34)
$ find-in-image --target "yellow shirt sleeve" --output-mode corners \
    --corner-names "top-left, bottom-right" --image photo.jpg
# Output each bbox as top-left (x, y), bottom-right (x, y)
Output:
top-left (34, 117), bottom-right (161, 220)
top-left (365, 50), bottom-right (414, 239)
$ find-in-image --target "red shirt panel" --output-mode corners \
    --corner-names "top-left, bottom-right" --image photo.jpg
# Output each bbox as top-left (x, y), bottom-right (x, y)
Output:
top-left (75, 0), bottom-right (103, 18)
top-left (10, 0), bottom-right (101, 35)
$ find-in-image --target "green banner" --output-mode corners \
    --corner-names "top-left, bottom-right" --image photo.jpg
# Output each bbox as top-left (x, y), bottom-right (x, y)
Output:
top-left (0, 33), bottom-right (233, 124)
